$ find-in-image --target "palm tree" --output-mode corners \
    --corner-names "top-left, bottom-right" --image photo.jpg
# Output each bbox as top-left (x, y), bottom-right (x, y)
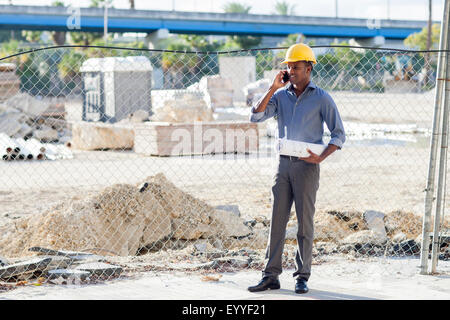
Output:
top-left (273, 1), bottom-right (296, 15)
top-left (222, 2), bottom-right (261, 49)
top-left (223, 2), bottom-right (251, 13)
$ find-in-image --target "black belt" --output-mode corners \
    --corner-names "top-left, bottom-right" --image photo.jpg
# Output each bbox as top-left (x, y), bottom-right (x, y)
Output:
top-left (280, 155), bottom-right (302, 161)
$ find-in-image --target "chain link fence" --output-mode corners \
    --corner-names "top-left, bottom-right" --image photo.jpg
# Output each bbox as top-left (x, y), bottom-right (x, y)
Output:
top-left (0, 45), bottom-right (449, 290)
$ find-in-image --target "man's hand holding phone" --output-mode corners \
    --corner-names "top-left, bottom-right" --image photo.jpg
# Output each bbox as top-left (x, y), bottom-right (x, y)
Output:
top-left (271, 70), bottom-right (290, 91)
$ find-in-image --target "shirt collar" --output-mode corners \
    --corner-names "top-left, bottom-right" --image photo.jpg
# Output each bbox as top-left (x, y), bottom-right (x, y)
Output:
top-left (287, 81), bottom-right (317, 94)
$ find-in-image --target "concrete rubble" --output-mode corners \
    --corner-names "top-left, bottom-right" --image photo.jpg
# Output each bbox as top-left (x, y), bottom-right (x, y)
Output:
top-left (1, 171), bottom-right (448, 285)
top-left (188, 75), bottom-right (234, 109)
top-left (150, 91), bottom-right (214, 123)
top-left (0, 63), bottom-right (20, 100)
top-left (0, 246), bottom-right (124, 284)
top-left (0, 92), bottom-right (73, 161)
top-left (0, 173), bottom-right (253, 259)
top-left (242, 78), bottom-right (271, 106)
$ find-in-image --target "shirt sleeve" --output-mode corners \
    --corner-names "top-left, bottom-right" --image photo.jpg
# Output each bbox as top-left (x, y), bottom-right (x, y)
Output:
top-left (249, 93), bottom-right (278, 123)
top-left (321, 94), bottom-right (346, 149)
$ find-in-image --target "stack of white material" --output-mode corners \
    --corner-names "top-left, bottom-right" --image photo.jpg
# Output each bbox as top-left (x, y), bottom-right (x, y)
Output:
top-left (0, 133), bottom-right (72, 161)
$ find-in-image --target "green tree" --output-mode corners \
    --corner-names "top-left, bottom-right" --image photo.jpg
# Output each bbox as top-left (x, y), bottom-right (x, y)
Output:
top-left (161, 35), bottom-right (222, 87)
top-left (223, 2), bottom-right (251, 13)
top-left (222, 2), bottom-right (262, 50)
top-left (51, 1), bottom-right (67, 46)
top-left (21, 31), bottom-right (43, 43)
top-left (0, 30), bottom-right (25, 43)
top-left (273, 1), bottom-right (296, 15)
top-left (90, 0), bottom-right (113, 8)
top-left (404, 23), bottom-right (440, 50)
top-left (404, 23), bottom-right (440, 86)
top-left (179, 35), bottom-right (222, 52)
top-left (69, 32), bottom-right (104, 46)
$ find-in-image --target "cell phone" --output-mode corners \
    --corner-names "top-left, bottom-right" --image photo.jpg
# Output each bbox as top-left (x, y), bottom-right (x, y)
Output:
top-left (282, 71), bottom-right (290, 83)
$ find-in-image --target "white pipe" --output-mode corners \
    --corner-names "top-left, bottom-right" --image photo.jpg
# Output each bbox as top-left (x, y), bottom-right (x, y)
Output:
top-left (23, 138), bottom-right (45, 160)
top-left (14, 138), bottom-right (33, 160)
top-left (0, 133), bottom-right (19, 154)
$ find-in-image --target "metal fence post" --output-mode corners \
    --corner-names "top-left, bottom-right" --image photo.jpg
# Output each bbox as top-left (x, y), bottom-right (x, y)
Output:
top-left (420, 0), bottom-right (450, 275)
top-left (431, 26), bottom-right (450, 273)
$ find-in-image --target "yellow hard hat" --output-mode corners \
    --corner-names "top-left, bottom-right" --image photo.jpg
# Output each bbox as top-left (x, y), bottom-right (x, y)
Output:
top-left (282, 43), bottom-right (317, 65)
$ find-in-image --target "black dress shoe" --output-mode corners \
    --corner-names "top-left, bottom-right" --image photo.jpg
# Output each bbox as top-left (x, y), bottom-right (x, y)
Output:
top-left (248, 277), bottom-right (280, 292)
top-left (295, 278), bottom-right (309, 294)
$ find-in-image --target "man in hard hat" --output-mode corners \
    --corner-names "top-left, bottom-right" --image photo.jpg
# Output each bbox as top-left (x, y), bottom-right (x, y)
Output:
top-left (247, 43), bottom-right (345, 294)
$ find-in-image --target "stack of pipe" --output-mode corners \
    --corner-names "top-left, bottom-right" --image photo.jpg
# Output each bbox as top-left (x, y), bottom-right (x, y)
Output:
top-left (1, 133), bottom-right (48, 161)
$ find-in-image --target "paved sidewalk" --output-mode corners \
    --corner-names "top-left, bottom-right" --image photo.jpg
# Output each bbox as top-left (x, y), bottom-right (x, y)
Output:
top-left (1, 258), bottom-right (449, 300)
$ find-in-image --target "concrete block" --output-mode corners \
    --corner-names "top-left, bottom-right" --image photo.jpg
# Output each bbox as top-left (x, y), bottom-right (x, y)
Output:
top-left (47, 269), bottom-right (90, 281)
top-left (0, 257), bottom-right (52, 279)
top-left (133, 121), bottom-right (259, 156)
top-left (363, 210), bottom-right (387, 238)
top-left (219, 56), bottom-right (256, 103)
top-left (75, 262), bottom-right (123, 277)
top-left (70, 121), bottom-right (134, 150)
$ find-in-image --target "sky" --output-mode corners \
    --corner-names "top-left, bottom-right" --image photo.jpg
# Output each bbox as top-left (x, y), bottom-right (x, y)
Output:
top-left (0, 0), bottom-right (445, 21)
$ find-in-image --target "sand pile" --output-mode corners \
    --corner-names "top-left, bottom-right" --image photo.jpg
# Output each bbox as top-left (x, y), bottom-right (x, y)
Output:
top-left (0, 173), bottom-right (252, 258)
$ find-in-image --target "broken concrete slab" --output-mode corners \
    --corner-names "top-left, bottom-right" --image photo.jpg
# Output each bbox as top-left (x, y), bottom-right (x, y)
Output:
top-left (29, 246), bottom-right (95, 257)
top-left (0, 257), bottom-right (52, 279)
top-left (392, 232), bottom-right (407, 243)
top-left (37, 255), bottom-right (74, 271)
top-left (204, 209), bottom-right (252, 239)
top-left (213, 257), bottom-right (250, 268)
top-left (168, 261), bottom-right (217, 270)
top-left (47, 269), bottom-right (90, 281)
top-left (75, 262), bottom-right (123, 277)
top-left (214, 205), bottom-right (241, 217)
top-left (150, 92), bottom-right (214, 123)
top-left (363, 210), bottom-right (387, 238)
top-left (341, 230), bottom-right (388, 246)
top-left (28, 247), bottom-right (102, 262)
top-left (4, 92), bottom-right (50, 118)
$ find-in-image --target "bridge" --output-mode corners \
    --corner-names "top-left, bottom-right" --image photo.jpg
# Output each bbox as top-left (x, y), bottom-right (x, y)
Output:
top-left (0, 5), bottom-right (431, 40)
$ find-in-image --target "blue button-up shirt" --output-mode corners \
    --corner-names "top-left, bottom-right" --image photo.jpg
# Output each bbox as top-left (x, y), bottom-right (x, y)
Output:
top-left (249, 81), bottom-right (345, 149)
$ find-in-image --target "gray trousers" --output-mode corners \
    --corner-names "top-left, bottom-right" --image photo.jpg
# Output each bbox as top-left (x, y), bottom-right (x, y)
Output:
top-left (263, 156), bottom-right (320, 281)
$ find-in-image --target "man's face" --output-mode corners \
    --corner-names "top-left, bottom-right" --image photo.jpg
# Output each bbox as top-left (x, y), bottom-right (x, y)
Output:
top-left (286, 61), bottom-right (312, 85)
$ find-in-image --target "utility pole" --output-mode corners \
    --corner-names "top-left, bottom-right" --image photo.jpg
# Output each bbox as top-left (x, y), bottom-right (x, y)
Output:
top-left (427, 0), bottom-right (432, 51)
top-left (386, 0), bottom-right (390, 20)
top-left (104, 1), bottom-right (109, 44)
top-left (335, 0), bottom-right (338, 18)
top-left (9, 0), bottom-right (15, 40)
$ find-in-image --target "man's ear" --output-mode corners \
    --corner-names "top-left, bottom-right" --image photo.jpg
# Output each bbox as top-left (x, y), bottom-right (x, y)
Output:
top-left (305, 62), bottom-right (313, 74)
